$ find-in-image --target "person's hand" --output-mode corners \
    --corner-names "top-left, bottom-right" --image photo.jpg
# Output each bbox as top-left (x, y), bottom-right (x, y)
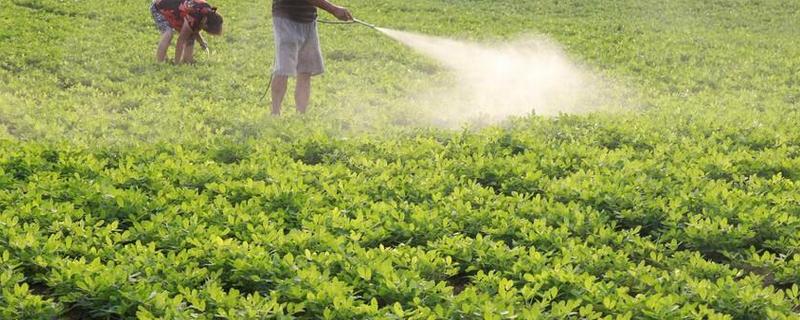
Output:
top-left (200, 42), bottom-right (210, 54)
top-left (332, 6), bottom-right (353, 21)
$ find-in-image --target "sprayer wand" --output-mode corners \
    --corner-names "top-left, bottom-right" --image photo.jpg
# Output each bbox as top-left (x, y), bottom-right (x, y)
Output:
top-left (315, 18), bottom-right (378, 29)
top-left (352, 18), bottom-right (377, 29)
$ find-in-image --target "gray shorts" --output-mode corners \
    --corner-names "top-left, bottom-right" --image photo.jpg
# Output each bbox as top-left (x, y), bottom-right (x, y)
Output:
top-left (272, 16), bottom-right (324, 76)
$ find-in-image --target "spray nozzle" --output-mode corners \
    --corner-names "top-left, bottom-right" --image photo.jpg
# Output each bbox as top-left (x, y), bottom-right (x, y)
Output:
top-left (353, 18), bottom-right (377, 29)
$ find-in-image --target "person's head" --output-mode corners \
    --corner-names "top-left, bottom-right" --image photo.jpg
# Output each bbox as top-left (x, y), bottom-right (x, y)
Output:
top-left (202, 7), bottom-right (223, 35)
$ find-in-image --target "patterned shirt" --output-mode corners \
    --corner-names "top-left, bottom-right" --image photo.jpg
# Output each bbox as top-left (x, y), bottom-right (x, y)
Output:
top-left (155, 0), bottom-right (213, 31)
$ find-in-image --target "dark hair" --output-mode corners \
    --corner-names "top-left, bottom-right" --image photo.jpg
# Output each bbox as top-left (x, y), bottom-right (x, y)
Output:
top-left (204, 9), bottom-right (223, 35)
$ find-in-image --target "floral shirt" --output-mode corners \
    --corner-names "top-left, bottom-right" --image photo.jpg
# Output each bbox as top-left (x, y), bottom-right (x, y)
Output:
top-left (155, 0), bottom-right (213, 31)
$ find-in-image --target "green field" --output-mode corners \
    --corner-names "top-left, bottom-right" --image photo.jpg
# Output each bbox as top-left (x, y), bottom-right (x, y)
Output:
top-left (1, 0), bottom-right (800, 318)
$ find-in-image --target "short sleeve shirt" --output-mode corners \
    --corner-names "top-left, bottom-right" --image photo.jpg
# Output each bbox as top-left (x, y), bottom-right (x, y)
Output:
top-left (272, 0), bottom-right (317, 23)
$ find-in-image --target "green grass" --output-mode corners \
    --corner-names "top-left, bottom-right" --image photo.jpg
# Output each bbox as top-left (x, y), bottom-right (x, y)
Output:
top-left (1, 0), bottom-right (799, 318)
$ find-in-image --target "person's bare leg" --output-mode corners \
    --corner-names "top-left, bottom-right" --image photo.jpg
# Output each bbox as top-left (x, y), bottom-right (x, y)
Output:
top-left (183, 40), bottom-right (195, 64)
top-left (156, 30), bottom-right (173, 63)
top-left (271, 75), bottom-right (289, 115)
top-left (296, 73), bottom-right (311, 114)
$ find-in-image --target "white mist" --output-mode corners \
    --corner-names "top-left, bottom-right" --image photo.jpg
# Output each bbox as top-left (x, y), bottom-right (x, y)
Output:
top-left (377, 28), bottom-right (619, 125)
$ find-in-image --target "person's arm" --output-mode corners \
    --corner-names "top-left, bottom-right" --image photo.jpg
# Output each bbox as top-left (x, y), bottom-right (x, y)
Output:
top-left (174, 19), bottom-right (194, 64)
top-left (308, 0), bottom-right (353, 21)
top-left (197, 33), bottom-right (209, 54)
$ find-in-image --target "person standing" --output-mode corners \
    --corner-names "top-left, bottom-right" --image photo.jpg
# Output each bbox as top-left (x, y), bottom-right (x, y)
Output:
top-left (271, 0), bottom-right (353, 115)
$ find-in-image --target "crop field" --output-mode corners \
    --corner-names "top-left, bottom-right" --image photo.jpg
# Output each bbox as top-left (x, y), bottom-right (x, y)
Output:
top-left (1, 0), bottom-right (800, 318)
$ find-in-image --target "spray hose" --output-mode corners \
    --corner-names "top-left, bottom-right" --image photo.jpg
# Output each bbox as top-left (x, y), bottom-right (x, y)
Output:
top-left (260, 18), bottom-right (379, 102)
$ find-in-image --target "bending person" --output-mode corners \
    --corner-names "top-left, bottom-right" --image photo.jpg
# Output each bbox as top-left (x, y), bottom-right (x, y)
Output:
top-left (151, 0), bottom-right (224, 64)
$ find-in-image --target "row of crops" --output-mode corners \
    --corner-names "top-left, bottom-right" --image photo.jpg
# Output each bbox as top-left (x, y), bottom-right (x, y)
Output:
top-left (2, 119), bottom-right (799, 318)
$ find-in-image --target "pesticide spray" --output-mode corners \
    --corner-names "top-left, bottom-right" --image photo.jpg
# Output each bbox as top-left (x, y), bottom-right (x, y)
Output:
top-left (317, 19), bottom-right (627, 126)
top-left (374, 28), bottom-right (622, 125)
